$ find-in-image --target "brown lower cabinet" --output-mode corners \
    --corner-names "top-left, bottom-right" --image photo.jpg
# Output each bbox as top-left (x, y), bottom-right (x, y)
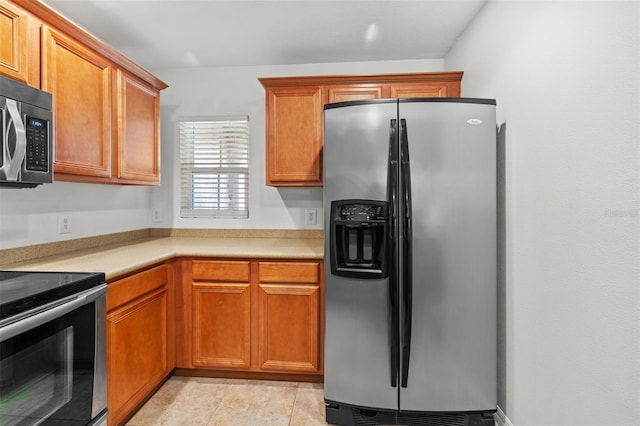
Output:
top-left (106, 263), bottom-right (175, 426)
top-left (178, 258), bottom-right (324, 378)
top-left (105, 257), bottom-right (324, 425)
top-left (191, 260), bottom-right (252, 368)
top-left (258, 261), bottom-right (321, 373)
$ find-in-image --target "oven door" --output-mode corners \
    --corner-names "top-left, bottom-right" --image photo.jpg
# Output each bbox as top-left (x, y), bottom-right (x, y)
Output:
top-left (0, 285), bottom-right (107, 425)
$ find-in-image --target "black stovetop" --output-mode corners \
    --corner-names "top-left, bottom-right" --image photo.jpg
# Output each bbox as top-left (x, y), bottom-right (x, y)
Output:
top-left (0, 271), bottom-right (105, 321)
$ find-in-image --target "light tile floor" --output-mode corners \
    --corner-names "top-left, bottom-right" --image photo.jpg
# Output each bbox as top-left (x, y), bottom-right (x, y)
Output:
top-left (125, 377), bottom-right (327, 426)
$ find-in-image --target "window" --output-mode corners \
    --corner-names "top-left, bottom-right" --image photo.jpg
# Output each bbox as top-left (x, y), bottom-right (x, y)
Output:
top-left (179, 117), bottom-right (249, 218)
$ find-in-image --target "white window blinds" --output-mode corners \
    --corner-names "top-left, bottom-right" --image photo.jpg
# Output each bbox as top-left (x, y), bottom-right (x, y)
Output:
top-left (179, 117), bottom-right (249, 218)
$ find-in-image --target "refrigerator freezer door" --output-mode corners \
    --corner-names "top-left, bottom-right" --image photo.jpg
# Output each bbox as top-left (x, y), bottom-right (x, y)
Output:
top-left (324, 101), bottom-right (399, 410)
top-left (398, 100), bottom-right (497, 412)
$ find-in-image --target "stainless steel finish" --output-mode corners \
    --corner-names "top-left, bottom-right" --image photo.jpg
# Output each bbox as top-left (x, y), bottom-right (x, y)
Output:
top-left (324, 99), bottom-right (496, 415)
top-left (324, 101), bottom-right (398, 410)
top-left (398, 100), bottom-right (496, 411)
top-left (92, 291), bottom-right (108, 418)
top-left (0, 285), bottom-right (107, 342)
top-left (0, 276), bottom-right (108, 425)
top-left (0, 75), bottom-right (53, 187)
top-left (87, 409), bottom-right (108, 426)
top-left (3, 99), bottom-right (25, 181)
top-left (0, 76), bottom-right (52, 111)
top-left (63, 327), bottom-right (74, 406)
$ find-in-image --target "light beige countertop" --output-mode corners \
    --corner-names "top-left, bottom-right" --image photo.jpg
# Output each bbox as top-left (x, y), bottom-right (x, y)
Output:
top-left (1, 236), bottom-right (324, 281)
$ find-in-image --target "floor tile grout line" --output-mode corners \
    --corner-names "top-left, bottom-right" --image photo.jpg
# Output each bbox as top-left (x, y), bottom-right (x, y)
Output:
top-left (288, 383), bottom-right (300, 426)
top-left (204, 381), bottom-right (228, 426)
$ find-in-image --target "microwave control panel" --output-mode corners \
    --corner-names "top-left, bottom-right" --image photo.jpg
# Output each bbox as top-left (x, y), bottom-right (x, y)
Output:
top-left (25, 116), bottom-right (49, 172)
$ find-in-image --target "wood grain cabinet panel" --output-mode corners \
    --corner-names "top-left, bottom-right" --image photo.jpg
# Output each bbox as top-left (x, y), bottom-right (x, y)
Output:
top-left (192, 260), bottom-right (250, 282)
top-left (180, 258), bottom-right (324, 377)
top-left (106, 264), bottom-right (173, 426)
top-left (326, 84), bottom-right (385, 103)
top-left (7, 1), bottom-right (168, 185)
top-left (264, 86), bottom-right (323, 186)
top-left (116, 70), bottom-right (160, 183)
top-left (192, 282), bottom-right (251, 368)
top-left (107, 287), bottom-right (169, 426)
top-left (42, 25), bottom-right (112, 179)
top-left (107, 264), bottom-right (167, 311)
top-left (0, 1), bottom-right (26, 81)
top-left (258, 261), bottom-right (322, 373)
top-left (191, 260), bottom-right (251, 369)
top-left (389, 81), bottom-right (460, 98)
top-left (258, 283), bottom-right (320, 372)
top-left (260, 72), bottom-right (462, 187)
top-left (259, 261), bottom-right (320, 284)
top-left (0, 0), bottom-right (39, 85)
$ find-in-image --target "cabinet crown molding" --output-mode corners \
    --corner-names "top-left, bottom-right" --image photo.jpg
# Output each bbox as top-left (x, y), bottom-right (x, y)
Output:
top-left (259, 71), bottom-right (463, 88)
top-left (10, 0), bottom-right (168, 90)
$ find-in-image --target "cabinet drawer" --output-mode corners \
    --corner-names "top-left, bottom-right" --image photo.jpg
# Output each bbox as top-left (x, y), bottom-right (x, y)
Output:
top-left (192, 260), bottom-right (250, 282)
top-left (258, 262), bottom-right (320, 284)
top-left (107, 264), bottom-right (167, 311)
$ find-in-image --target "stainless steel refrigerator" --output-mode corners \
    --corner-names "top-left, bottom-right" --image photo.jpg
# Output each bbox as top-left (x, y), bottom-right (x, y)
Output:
top-left (323, 98), bottom-right (496, 426)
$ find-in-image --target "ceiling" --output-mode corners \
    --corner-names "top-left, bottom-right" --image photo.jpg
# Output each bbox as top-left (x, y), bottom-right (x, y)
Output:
top-left (40, 0), bottom-right (487, 70)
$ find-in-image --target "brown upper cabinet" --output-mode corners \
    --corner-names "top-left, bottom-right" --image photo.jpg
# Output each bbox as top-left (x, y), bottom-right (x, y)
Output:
top-left (0, 0), bottom-right (40, 86)
top-left (3, 0), bottom-right (167, 185)
top-left (263, 85), bottom-right (323, 186)
top-left (42, 26), bottom-right (113, 179)
top-left (116, 70), bottom-right (161, 183)
top-left (259, 72), bottom-right (462, 187)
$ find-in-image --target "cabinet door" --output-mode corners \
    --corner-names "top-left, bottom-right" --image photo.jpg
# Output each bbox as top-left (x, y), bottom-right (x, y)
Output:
top-left (258, 284), bottom-right (320, 372)
top-left (0, 0), bottom-right (39, 86)
top-left (258, 261), bottom-right (321, 373)
top-left (389, 81), bottom-right (460, 98)
top-left (107, 287), bottom-right (169, 426)
top-left (190, 260), bottom-right (252, 369)
top-left (192, 282), bottom-right (251, 368)
top-left (42, 26), bottom-right (112, 179)
top-left (116, 70), bottom-right (160, 184)
top-left (326, 84), bottom-right (385, 103)
top-left (265, 86), bottom-right (323, 186)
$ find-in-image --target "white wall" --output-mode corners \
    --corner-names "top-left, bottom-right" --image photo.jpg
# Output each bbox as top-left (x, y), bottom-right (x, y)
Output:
top-left (446, 1), bottom-right (639, 425)
top-left (149, 59), bottom-right (444, 230)
top-left (0, 181), bottom-right (151, 250)
top-left (0, 59), bottom-right (443, 249)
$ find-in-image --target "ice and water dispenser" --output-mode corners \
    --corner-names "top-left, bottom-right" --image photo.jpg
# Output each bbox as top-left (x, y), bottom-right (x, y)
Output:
top-left (329, 200), bottom-right (389, 279)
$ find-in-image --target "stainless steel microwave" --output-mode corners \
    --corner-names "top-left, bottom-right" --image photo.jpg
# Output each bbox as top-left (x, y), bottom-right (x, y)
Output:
top-left (0, 75), bottom-right (53, 188)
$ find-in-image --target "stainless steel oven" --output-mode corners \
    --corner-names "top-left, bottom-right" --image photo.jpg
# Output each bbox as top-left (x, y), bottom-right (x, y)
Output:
top-left (0, 271), bottom-right (107, 425)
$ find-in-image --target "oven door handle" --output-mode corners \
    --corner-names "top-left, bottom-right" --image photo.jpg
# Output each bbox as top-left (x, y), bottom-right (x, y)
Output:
top-left (0, 284), bottom-right (106, 342)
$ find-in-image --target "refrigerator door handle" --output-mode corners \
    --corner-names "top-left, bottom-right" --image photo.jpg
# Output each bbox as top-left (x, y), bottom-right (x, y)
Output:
top-left (387, 118), bottom-right (399, 388)
top-left (400, 118), bottom-right (413, 388)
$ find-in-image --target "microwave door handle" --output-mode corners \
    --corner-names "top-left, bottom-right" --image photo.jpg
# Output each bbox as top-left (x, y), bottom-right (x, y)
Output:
top-left (5, 99), bottom-right (27, 181)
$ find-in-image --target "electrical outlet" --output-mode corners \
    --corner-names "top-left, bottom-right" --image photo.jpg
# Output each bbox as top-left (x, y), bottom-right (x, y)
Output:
top-left (304, 208), bottom-right (317, 225)
top-left (58, 215), bottom-right (72, 234)
top-left (152, 208), bottom-right (162, 222)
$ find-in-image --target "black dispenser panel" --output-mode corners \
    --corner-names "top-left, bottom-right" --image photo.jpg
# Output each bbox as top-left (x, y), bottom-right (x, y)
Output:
top-left (330, 200), bottom-right (389, 279)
